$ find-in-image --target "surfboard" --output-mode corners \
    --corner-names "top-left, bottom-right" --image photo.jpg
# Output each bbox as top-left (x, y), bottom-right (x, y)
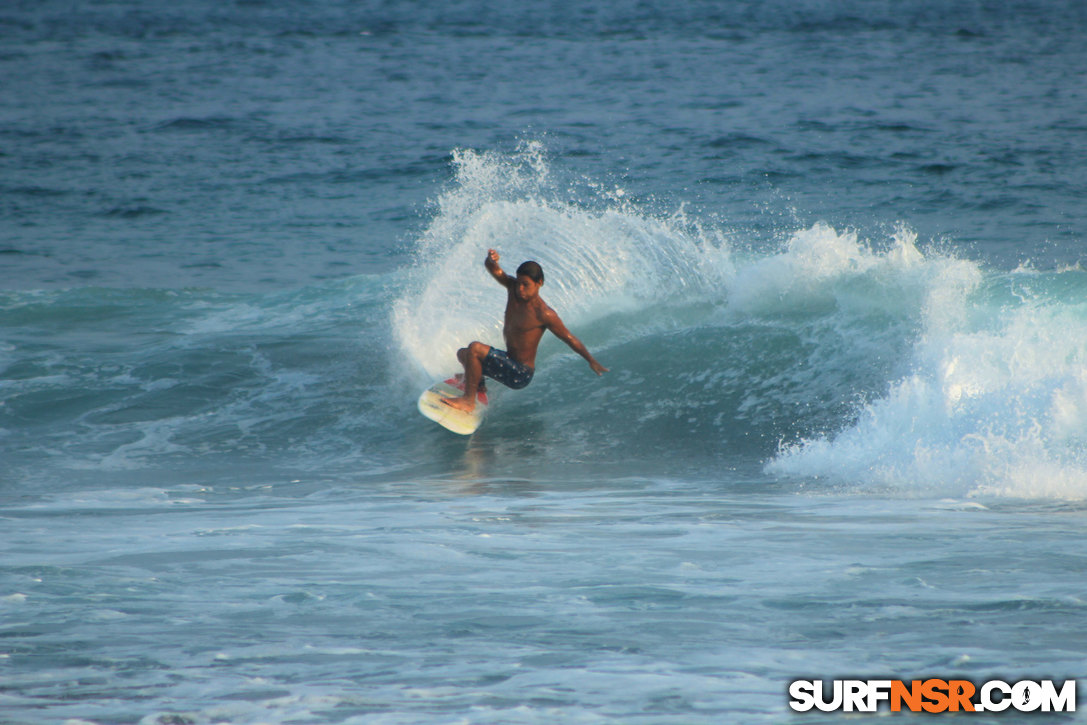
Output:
top-left (417, 377), bottom-right (489, 435)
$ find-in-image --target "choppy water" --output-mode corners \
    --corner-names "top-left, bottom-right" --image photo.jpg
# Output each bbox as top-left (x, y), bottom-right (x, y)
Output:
top-left (3, 1), bottom-right (1087, 723)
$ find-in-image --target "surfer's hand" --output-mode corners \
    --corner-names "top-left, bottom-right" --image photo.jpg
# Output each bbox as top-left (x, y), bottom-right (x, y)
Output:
top-left (486, 249), bottom-right (500, 268)
top-left (590, 361), bottom-right (609, 375)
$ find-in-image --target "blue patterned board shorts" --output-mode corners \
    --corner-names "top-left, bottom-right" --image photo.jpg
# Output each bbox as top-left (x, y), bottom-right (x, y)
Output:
top-left (482, 348), bottom-right (534, 390)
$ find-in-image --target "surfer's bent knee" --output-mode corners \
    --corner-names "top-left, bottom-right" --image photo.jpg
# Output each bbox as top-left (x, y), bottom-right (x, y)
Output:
top-left (456, 342), bottom-right (489, 364)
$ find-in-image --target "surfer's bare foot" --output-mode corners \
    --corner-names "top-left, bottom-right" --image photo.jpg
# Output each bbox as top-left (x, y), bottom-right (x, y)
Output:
top-left (441, 395), bottom-right (476, 413)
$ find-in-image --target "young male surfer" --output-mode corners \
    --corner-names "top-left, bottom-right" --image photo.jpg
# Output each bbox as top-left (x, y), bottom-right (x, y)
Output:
top-left (442, 249), bottom-right (608, 412)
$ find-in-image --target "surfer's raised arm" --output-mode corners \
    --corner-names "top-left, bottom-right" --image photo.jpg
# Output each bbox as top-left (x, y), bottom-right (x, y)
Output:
top-left (484, 249), bottom-right (514, 287)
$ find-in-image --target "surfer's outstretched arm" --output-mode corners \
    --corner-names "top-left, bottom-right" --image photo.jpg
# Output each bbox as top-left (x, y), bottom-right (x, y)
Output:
top-left (484, 249), bottom-right (515, 288)
top-left (544, 309), bottom-right (609, 376)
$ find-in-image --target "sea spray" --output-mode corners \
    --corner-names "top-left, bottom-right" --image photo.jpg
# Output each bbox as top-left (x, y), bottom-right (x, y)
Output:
top-left (392, 145), bottom-right (734, 381)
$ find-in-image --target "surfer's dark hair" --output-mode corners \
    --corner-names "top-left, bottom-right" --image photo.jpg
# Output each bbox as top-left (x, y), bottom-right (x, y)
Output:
top-left (517, 261), bottom-right (544, 284)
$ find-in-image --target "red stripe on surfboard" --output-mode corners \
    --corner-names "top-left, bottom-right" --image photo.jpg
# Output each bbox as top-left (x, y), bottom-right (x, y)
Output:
top-left (443, 377), bottom-right (488, 406)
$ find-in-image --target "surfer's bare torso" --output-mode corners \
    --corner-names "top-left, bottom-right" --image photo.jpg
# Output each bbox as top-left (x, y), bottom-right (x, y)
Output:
top-left (501, 275), bottom-right (553, 369)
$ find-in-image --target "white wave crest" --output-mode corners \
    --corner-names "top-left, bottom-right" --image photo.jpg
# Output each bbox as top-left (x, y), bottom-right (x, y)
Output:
top-left (770, 264), bottom-right (1087, 501)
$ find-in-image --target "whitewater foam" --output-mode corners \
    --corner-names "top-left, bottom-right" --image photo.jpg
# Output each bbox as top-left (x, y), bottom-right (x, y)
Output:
top-left (770, 265), bottom-right (1087, 500)
top-left (723, 223), bottom-right (950, 321)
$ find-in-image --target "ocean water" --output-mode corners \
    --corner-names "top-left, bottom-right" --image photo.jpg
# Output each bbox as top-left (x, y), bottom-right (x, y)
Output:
top-left (3, 1), bottom-right (1087, 722)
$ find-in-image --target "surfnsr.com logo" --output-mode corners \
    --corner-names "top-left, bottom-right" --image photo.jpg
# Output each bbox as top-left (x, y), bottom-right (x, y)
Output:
top-left (789, 679), bottom-right (1077, 714)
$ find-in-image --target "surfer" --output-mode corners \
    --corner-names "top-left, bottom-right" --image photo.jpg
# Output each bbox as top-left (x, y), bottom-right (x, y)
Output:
top-left (442, 249), bottom-right (608, 412)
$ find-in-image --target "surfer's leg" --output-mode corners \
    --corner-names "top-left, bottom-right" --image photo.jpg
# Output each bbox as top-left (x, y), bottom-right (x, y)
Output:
top-left (478, 348), bottom-right (534, 390)
top-left (445, 342), bottom-right (490, 412)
